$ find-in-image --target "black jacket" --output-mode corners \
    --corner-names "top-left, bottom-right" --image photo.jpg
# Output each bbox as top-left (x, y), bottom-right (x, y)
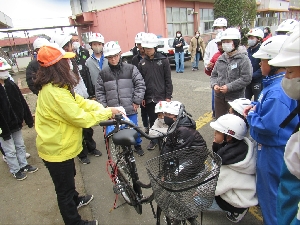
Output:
top-left (25, 58), bottom-right (39, 95)
top-left (162, 116), bottom-right (207, 154)
top-left (74, 47), bottom-right (94, 97)
top-left (132, 53), bottom-right (143, 68)
top-left (75, 46), bottom-right (90, 66)
top-left (0, 78), bottom-right (33, 140)
top-left (172, 37), bottom-right (185, 53)
top-left (137, 52), bottom-right (173, 104)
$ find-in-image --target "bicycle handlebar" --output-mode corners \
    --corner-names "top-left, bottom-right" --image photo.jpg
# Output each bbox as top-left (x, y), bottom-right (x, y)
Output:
top-left (99, 114), bottom-right (165, 141)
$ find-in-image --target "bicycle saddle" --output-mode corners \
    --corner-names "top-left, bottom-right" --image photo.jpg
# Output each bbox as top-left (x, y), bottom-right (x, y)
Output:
top-left (112, 129), bottom-right (138, 146)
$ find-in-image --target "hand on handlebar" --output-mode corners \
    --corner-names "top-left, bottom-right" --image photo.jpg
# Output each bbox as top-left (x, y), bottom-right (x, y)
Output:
top-left (109, 107), bottom-right (121, 118)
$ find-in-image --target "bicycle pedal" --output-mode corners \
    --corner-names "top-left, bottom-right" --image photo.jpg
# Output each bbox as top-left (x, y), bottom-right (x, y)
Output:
top-left (113, 182), bottom-right (126, 194)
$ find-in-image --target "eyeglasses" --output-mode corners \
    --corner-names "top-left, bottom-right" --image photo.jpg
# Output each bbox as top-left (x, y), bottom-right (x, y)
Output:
top-left (107, 54), bottom-right (120, 59)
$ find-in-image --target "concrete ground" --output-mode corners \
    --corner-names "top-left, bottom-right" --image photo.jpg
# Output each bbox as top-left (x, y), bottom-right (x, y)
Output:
top-left (0, 61), bottom-right (264, 225)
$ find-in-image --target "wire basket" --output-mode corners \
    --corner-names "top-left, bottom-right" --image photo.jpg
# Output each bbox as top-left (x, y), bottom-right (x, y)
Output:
top-left (146, 147), bottom-right (222, 220)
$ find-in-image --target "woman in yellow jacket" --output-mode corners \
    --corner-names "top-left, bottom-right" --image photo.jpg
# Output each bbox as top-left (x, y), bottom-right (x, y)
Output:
top-left (35, 44), bottom-right (119, 225)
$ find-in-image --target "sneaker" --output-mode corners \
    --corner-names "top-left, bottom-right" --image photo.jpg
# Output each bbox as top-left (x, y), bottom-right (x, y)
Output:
top-left (25, 152), bottom-right (30, 159)
top-left (77, 195), bottom-right (94, 209)
top-left (192, 68), bottom-right (196, 71)
top-left (12, 170), bottom-right (27, 181)
top-left (78, 157), bottom-right (90, 164)
top-left (82, 220), bottom-right (98, 225)
top-left (89, 149), bottom-right (102, 157)
top-left (226, 208), bottom-right (248, 223)
top-left (147, 141), bottom-right (157, 150)
top-left (21, 164), bottom-right (38, 173)
top-left (134, 145), bottom-right (144, 156)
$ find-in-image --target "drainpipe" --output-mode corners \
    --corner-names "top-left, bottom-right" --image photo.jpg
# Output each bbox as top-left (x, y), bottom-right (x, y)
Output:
top-left (163, 0), bottom-right (167, 37)
top-left (141, 0), bottom-right (146, 32)
top-left (142, 0), bottom-right (148, 32)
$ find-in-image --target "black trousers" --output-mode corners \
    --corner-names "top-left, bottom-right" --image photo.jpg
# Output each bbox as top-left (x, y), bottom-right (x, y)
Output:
top-left (78, 127), bottom-right (96, 159)
top-left (140, 104), bottom-right (149, 128)
top-left (43, 158), bottom-right (84, 225)
top-left (145, 102), bottom-right (158, 127)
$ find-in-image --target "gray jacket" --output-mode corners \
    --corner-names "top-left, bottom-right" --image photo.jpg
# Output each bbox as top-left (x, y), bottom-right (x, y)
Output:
top-left (210, 47), bottom-right (252, 101)
top-left (85, 55), bottom-right (108, 86)
top-left (95, 63), bottom-right (146, 115)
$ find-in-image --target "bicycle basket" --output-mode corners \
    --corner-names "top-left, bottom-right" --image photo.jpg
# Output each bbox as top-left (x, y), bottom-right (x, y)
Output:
top-left (145, 147), bottom-right (222, 220)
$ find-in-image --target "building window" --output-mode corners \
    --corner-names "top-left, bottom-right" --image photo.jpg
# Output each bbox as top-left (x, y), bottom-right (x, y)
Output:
top-left (199, 8), bottom-right (214, 34)
top-left (166, 7), bottom-right (194, 37)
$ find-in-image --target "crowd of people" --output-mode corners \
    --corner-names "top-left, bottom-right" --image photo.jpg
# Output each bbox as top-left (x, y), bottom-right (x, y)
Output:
top-left (0, 16), bottom-right (299, 225)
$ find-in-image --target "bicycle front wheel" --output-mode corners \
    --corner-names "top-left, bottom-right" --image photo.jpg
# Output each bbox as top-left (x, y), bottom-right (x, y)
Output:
top-left (116, 168), bottom-right (142, 214)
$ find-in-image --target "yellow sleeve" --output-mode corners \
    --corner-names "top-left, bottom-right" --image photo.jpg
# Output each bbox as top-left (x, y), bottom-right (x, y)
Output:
top-left (53, 90), bottom-right (112, 128)
top-left (75, 94), bottom-right (105, 112)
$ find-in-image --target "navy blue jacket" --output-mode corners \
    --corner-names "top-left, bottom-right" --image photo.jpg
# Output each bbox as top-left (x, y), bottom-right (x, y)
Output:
top-left (247, 44), bottom-right (262, 83)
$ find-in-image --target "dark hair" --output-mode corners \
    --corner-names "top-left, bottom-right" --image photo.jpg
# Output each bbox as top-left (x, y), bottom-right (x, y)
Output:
top-left (264, 27), bottom-right (271, 33)
top-left (233, 39), bottom-right (240, 50)
top-left (70, 33), bottom-right (78, 37)
top-left (35, 59), bottom-right (79, 91)
top-left (194, 31), bottom-right (200, 35)
top-left (176, 31), bottom-right (182, 37)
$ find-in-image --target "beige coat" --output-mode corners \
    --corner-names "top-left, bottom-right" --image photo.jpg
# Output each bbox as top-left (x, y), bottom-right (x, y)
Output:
top-left (189, 36), bottom-right (205, 62)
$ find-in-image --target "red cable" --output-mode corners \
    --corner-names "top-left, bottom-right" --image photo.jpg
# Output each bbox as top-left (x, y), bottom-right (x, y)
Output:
top-left (104, 126), bottom-right (120, 211)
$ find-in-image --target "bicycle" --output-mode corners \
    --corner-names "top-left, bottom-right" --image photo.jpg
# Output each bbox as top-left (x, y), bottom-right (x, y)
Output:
top-left (99, 113), bottom-right (165, 216)
top-left (99, 104), bottom-right (222, 225)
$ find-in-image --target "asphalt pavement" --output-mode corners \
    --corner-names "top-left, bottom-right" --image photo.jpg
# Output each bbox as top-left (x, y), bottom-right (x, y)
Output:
top-left (0, 61), bottom-right (263, 225)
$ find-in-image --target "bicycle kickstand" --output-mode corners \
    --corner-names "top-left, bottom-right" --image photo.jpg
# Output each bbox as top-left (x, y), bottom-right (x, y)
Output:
top-left (149, 200), bottom-right (157, 218)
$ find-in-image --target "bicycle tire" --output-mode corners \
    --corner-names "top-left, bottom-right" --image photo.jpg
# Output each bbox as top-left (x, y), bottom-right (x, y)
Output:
top-left (116, 168), bottom-right (142, 214)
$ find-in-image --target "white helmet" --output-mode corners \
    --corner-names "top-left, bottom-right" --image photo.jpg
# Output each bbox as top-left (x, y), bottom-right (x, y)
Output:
top-left (51, 34), bottom-right (72, 48)
top-left (269, 26), bottom-right (300, 66)
top-left (220, 28), bottom-right (241, 40)
top-left (141, 33), bottom-right (158, 48)
top-left (228, 98), bottom-right (251, 116)
top-left (0, 57), bottom-right (11, 71)
top-left (210, 114), bottom-right (247, 140)
top-left (135, 32), bottom-right (146, 44)
top-left (276, 19), bottom-right (299, 33)
top-left (214, 31), bottom-right (223, 43)
top-left (213, 18), bottom-right (227, 28)
top-left (155, 101), bottom-right (167, 113)
top-left (246, 28), bottom-right (264, 39)
top-left (253, 35), bottom-right (288, 59)
top-left (89, 33), bottom-right (105, 44)
top-left (163, 101), bottom-right (182, 116)
top-left (33, 38), bottom-right (49, 50)
top-left (103, 41), bottom-right (121, 57)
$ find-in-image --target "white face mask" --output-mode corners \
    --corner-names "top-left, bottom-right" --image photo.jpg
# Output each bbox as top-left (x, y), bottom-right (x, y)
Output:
top-left (157, 118), bottom-right (165, 123)
top-left (72, 41), bottom-right (80, 51)
top-left (216, 29), bottom-right (223, 33)
top-left (281, 77), bottom-right (300, 100)
top-left (93, 46), bottom-right (103, 54)
top-left (176, 33), bottom-right (181, 38)
top-left (247, 39), bottom-right (257, 47)
top-left (222, 43), bottom-right (234, 53)
top-left (0, 70), bottom-right (10, 80)
top-left (195, 34), bottom-right (200, 38)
